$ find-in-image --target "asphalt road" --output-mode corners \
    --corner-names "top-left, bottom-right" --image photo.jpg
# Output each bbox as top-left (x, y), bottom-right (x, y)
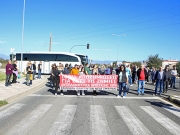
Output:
top-left (0, 82), bottom-right (180, 135)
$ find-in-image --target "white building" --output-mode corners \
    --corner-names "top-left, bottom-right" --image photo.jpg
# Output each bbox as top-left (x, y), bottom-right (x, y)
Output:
top-left (162, 59), bottom-right (178, 69)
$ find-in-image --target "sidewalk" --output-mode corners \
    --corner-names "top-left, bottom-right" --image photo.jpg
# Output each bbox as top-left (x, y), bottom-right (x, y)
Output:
top-left (0, 76), bottom-right (47, 103)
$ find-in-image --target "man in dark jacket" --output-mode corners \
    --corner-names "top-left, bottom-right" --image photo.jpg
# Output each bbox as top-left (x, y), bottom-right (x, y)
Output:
top-left (5, 60), bottom-right (14, 86)
top-left (137, 65), bottom-right (148, 96)
top-left (132, 64), bottom-right (137, 84)
top-left (163, 66), bottom-right (171, 93)
top-left (154, 67), bottom-right (164, 95)
top-left (32, 61), bottom-right (36, 80)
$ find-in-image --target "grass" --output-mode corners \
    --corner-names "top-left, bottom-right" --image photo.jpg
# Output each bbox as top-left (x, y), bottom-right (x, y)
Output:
top-left (0, 100), bottom-right (8, 107)
top-left (0, 72), bottom-right (6, 82)
top-left (0, 72), bottom-right (26, 82)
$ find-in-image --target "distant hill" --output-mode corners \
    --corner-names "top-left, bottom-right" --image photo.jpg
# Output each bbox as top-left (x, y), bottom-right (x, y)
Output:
top-left (0, 54), bottom-right (9, 60)
top-left (91, 60), bottom-right (119, 65)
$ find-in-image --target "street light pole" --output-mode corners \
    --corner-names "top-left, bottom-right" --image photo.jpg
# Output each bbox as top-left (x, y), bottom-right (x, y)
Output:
top-left (112, 34), bottom-right (121, 64)
top-left (21, 0), bottom-right (26, 74)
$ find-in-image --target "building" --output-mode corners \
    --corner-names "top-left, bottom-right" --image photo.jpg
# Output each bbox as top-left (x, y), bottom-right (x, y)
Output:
top-left (162, 59), bottom-right (178, 69)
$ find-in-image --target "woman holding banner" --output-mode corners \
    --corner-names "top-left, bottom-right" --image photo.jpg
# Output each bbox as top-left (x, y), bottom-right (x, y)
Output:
top-left (78, 67), bottom-right (86, 96)
top-left (117, 65), bottom-right (129, 98)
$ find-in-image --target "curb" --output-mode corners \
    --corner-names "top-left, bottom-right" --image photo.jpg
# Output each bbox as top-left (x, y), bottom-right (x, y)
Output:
top-left (169, 95), bottom-right (180, 106)
top-left (5, 77), bottom-right (48, 103)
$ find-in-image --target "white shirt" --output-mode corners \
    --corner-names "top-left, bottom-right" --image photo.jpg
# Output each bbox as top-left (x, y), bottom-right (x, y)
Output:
top-left (171, 70), bottom-right (177, 76)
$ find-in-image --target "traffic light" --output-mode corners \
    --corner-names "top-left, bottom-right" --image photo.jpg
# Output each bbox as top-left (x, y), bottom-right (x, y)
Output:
top-left (87, 44), bottom-right (90, 49)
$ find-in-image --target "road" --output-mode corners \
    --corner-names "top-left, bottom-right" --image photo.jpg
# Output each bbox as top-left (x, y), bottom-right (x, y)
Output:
top-left (0, 82), bottom-right (180, 135)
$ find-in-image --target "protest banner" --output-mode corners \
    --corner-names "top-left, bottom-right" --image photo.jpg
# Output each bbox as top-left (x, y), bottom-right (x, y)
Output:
top-left (60, 75), bottom-right (118, 90)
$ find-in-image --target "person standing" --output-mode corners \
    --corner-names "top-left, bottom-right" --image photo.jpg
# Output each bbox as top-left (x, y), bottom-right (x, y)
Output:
top-left (137, 65), bottom-right (148, 96)
top-left (163, 66), bottom-right (171, 93)
top-left (12, 60), bottom-right (18, 83)
top-left (38, 61), bottom-right (42, 79)
top-left (171, 65), bottom-right (177, 89)
top-left (154, 67), bottom-right (164, 96)
top-left (84, 63), bottom-right (91, 75)
top-left (117, 65), bottom-right (128, 98)
top-left (132, 64), bottom-right (137, 84)
top-left (78, 67), bottom-right (86, 96)
top-left (5, 60), bottom-right (14, 86)
top-left (105, 65), bottom-right (111, 75)
top-left (126, 65), bottom-right (133, 86)
top-left (151, 67), bottom-right (156, 85)
top-left (58, 64), bottom-right (64, 95)
top-left (32, 61), bottom-right (36, 80)
top-left (26, 62), bottom-right (32, 86)
top-left (92, 64), bottom-right (99, 75)
top-left (53, 65), bottom-right (61, 96)
top-left (70, 64), bottom-right (79, 75)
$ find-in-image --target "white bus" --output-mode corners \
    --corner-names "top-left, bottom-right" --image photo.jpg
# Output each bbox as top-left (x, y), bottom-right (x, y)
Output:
top-left (11, 52), bottom-right (81, 74)
top-left (74, 54), bottom-right (88, 65)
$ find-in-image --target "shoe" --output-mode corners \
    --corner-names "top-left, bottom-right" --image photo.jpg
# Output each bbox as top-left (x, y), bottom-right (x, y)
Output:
top-left (94, 94), bottom-right (97, 96)
top-left (82, 93), bottom-right (85, 96)
top-left (77, 93), bottom-right (80, 96)
top-left (55, 93), bottom-right (57, 96)
top-left (130, 85), bottom-right (133, 86)
top-left (137, 93), bottom-right (140, 96)
top-left (141, 93), bottom-right (145, 96)
top-left (117, 95), bottom-right (121, 97)
top-left (60, 93), bottom-right (64, 96)
top-left (123, 96), bottom-right (126, 98)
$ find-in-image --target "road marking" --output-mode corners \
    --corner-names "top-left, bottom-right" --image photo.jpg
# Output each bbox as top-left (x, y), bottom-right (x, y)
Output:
top-left (115, 106), bottom-right (152, 135)
top-left (141, 106), bottom-right (180, 135)
top-left (0, 103), bottom-right (25, 120)
top-left (90, 105), bottom-right (111, 135)
top-left (28, 94), bottom-right (159, 99)
top-left (47, 105), bottom-right (77, 135)
top-left (5, 104), bottom-right (52, 135)
top-left (162, 106), bottom-right (180, 118)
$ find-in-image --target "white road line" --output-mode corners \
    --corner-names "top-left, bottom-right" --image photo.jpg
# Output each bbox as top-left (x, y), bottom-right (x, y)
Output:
top-left (141, 106), bottom-right (180, 135)
top-left (90, 105), bottom-right (111, 135)
top-left (5, 104), bottom-right (52, 135)
top-left (47, 105), bottom-right (77, 135)
top-left (162, 106), bottom-right (180, 118)
top-left (0, 103), bottom-right (25, 120)
top-left (115, 106), bottom-right (152, 135)
top-left (28, 94), bottom-right (159, 99)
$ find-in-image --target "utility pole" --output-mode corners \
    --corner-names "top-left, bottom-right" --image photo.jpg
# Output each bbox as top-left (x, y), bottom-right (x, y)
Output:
top-left (49, 33), bottom-right (52, 52)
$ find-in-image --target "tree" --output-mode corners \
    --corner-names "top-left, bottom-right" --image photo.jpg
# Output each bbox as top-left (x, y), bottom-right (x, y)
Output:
top-left (130, 61), bottom-right (141, 68)
top-left (176, 61), bottom-right (180, 76)
top-left (146, 54), bottom-right (163, 69)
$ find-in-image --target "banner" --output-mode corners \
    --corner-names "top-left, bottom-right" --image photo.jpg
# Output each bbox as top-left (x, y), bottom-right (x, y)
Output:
top-left (60, 75), bottom-right (118, 90)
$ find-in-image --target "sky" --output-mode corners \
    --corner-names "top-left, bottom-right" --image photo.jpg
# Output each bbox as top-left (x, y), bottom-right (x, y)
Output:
top-left (0, 0), bottom-right (180, 62)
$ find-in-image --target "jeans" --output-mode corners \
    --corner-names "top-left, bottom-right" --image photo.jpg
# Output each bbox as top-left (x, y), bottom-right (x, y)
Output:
top-left (155, 80), bottom-right (163, 94)
top-left (171, 76), bottom-right (176, 88)
top-left (163, 80), bottom-right (169, 92)
top-left (26, 74), bottom-right (30, 86)
top-left (38, 70), bottom-right (41, 78)
top-left (137, 80), bottom-right (145, 94)
top-left (119, 82), bottom-right (127, 96)
top-left (128, 75), bottom-right (132, 85)
top-left (5, 74), bottom-right (12, 85)
top-left (33, 70), bottom-right (36, 79)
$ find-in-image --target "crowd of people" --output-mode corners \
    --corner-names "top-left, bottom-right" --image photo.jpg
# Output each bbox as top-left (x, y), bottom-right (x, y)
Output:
top-left (5, 60), bottom-right (178, 98)
top-left (49, 62), bottom-right (178, 97)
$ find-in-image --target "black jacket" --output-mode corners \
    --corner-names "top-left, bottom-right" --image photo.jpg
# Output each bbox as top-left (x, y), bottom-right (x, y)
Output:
top-left (137, 68), bottom-right (148, 80)
top-left (163, 71), bottom-right (171, 81)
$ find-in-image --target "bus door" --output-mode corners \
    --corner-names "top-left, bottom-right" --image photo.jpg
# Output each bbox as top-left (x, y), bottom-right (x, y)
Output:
top-left (43, 61), bottom-right (50, 74)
